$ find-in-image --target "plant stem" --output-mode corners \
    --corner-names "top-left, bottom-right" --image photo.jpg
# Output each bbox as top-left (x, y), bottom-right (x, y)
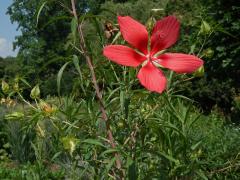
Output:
top-left (17, 92), bottom-right (37, 110)
top-left (70, 0), bottom-right (122, 172)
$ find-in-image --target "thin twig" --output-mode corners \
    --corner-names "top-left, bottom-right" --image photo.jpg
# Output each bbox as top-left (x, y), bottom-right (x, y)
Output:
top-left (17, 92), bottom-right (37, 110)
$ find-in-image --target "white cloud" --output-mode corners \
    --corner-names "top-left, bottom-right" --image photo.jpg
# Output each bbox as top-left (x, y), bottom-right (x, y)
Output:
top-left (0, 37), bottom-right (18, 58)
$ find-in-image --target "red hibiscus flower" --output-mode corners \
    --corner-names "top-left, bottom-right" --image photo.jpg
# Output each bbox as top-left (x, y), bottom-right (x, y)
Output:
top-left (103, 16), bottom-right (203, 93)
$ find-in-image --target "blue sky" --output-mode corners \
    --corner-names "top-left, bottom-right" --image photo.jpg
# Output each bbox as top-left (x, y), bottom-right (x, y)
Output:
top-left (0, 0), bottom-right (20, 57)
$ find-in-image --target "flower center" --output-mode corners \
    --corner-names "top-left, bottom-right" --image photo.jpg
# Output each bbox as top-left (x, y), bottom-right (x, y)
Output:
top-left (141, 54), bottom-right (154, 67)
top-left (140, 53), bottom-right (163, 68)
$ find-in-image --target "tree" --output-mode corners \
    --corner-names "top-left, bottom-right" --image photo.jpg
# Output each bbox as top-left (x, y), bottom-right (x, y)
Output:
top-left (6, 0), bottom-right (106, 96)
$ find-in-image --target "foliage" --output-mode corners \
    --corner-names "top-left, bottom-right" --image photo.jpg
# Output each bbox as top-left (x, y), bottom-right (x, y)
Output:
top-left (1, 91), bottom-right (240, 179)
top-left (165, 0), bottom-right (240, 113)
top-left (0, 162), bottom-right (65, 180)
top-left (1, 0), bottom-right (240, 179)
top-left (4, 0), bottom-right (240, 113)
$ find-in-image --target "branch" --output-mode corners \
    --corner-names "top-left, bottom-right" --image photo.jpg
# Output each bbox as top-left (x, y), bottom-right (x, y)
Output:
top-left (70, 0), bottom-right (123, 174)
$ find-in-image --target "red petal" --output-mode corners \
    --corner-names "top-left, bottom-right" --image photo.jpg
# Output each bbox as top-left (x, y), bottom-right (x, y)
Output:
top-left (118, 16), bottom-right (149, 54)
top-left (137, 61), bottom-right (167, 93)
top-left (150, 16), bottom-right (180, 55)
top-left (103, 45), bottom-right (146, 67)
top-left (157, 53), bottom-right (204, 73)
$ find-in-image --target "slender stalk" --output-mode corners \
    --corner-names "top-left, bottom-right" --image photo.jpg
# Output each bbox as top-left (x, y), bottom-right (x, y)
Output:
top-left (17, 92), bottom-right (37, 110)
top-left (70, 0), bottom-right (122, 172)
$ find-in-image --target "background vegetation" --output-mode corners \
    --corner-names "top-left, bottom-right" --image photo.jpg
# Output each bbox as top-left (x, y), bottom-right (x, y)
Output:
top-left (0, 0), bottom-right (240, 179)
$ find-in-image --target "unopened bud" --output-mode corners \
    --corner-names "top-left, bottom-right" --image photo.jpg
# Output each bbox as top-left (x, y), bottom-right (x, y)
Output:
top-left (146, 17), bottom-right (156, 33)
top-left (193, 65), bottom-right (205, 77)
top-left (203, 48), bottom-right (214, 58)
top-left (2, 80), bottom-right (9, 94)
top-left (39, 100), bottom-right (57, 116)
top-left (61, 136), bottom-right (78, 156)
top-left (13, 82), bottom-right (19, 92)
top-left (30, 85), bottom-right (40, 99)
top-left (200, 20), bottom-right (211, 35)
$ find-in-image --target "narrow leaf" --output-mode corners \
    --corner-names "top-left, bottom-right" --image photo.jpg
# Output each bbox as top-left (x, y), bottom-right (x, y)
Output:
top-left (36, 1), bottom-right (48, 26)
top-left (158, 152), bottom-right (179, 164)
top-left (82, 139), bottom-right (106, 148)
top-left (100, 148), bottom-right (119, 157)
top-left (57, 62), bottom-right (71, 96)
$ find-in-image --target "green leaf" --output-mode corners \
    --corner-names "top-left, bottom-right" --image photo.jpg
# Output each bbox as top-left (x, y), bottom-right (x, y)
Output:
top-left (72, 55), bottom-right (86, 95)
top-left (71, 17), bottom-right (78, 44)
top-left (40, 16), bottom-right (71, 29)
top-left (216, 26), bottom-right (238, 39)
top-left (57, 61), bottom-right (71, 96)
top-left (72, 55), bottom-right (82, 78)
top-left (191, 141), bottom-right (202, 151)
top-left (158, 152), bottom-right (179, 164)
top-left (196, 170), bottom-right (208, 180)
top-left (79, 14), bottom-right (106, 22)
top-left (4, 112), bottom-right (25, 120)
top-left (127, 157), bottom-right (137, 180)
top-left (82, 139), bottom-right (106, 148)
top-left (51, 152), bottom-right (62, 161)
top-left (106, 87), bottom-right (120, 102)
top-left (90, 18), bottom-right (104, 45)
top-left (106, 157), bottom-right (116, 174)
top-left (120, 90), bottom-right (124, 113)
top-left (100, 148), bottom-right (119, 157)
top-left (36, 1), bottom-right (48, 26)
top-left (112, 31), bottom-right (121, 44)
top-left (19, 78), bottom-right (31, 88)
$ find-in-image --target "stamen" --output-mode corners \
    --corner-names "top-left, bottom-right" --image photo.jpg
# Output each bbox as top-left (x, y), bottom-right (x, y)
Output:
top-left (152, 59), bottom-right (164, 68)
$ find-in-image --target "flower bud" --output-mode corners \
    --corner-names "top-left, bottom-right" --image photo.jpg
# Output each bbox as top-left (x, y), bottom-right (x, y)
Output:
top-left (203, 48), bottom-right (214, 58)
top-left (2, 80), bottom-right (9, 94)
top-left (0, 98), bottom-right (6, 104)
top-left (193, 65), bottom-right (204, 77)
top-left (30, 84), bottom-right (40, 99)
top-left (39, 100), bottom-right (57, 116)
top-left (13, 82), bottom-right (19, 92)
top-left (200, 20), bottom-right (211, 35)
top-left (146, 17), bottom-right (156, 33)
top-left (6, 97), bottom-right (16, 107)
top-left (61, 136), bottom-right (78, 156)
top-left (117, 120), bottom-right (125, 128)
